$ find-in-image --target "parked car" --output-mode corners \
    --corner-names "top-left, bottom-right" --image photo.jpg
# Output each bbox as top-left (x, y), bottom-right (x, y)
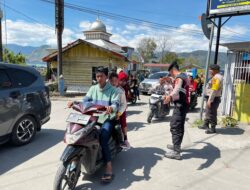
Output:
top-left (139, 71), bottom-right (169, 95)
top-left (0, 63), bottom-right (51, 145)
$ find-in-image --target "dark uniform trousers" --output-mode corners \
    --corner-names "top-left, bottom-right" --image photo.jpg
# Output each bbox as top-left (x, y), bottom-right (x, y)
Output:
top-left (170, 105), bottom-right (188, 147)
top-left (204, 97), bottom-right (221, 127)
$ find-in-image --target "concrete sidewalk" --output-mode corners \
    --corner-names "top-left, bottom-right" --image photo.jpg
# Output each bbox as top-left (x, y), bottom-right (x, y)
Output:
top-left (0, 96), bottom-right (249, 190)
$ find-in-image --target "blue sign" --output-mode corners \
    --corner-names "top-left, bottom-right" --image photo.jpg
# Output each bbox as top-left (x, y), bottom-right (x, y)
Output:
top-left (209, 0), bottom-right (250, 16)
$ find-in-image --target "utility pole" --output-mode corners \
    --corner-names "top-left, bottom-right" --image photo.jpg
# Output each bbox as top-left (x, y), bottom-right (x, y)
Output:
top-left (214, 17), bottom-right (222, 65)
top-left (0, 8), bottom-right (3, 62)
top-left (55, 0), bottom-right (64, 95)
top-left (55, 0), bottom-right (64, 76)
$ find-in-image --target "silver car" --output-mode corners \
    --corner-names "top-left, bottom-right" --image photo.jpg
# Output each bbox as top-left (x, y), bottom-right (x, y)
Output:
top-left (139, 71), bottom-right (169, 95)
top-left (0, 63), bottom-right (51, 145)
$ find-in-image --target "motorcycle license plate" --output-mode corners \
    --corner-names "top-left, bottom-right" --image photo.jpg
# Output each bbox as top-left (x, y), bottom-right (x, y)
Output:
top-left (66, 113), bottom-right (91, 125)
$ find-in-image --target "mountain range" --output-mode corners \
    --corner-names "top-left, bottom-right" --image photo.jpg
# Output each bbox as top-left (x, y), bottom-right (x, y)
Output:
top-left (6, 44), bottom-right (228, 68)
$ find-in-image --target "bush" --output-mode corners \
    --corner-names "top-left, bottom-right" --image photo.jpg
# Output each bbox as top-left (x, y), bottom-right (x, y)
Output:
top-left (220, 116), bottom-right (238, 128)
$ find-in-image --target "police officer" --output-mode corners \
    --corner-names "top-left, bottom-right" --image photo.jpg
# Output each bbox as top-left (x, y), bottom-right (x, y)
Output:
top-left (164, 61), bottom-right (189, 160)
top-left (199, 64), bottom-right (223, 134)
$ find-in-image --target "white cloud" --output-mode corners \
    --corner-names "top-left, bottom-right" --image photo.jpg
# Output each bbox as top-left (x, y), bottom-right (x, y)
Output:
top-left (3, 19), bottom-right (76, 47)
top-left (3, 19), bottom-right (250, 53)
top-left (121, 30), bottom-right (131, 35)
top-left (125, 23), bottom-right (152, 33)
top-left (79, 21), bottom-right (91, 31)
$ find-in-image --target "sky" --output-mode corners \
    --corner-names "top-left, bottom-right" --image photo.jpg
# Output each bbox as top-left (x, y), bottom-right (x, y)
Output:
top-left (2, 0), bottom-right (250, 52)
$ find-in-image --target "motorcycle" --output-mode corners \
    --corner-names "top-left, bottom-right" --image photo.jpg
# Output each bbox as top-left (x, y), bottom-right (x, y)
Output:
top-left (128, 87), bottom-right (137, 104)
top-left (54, 103), bottom-right (123, 190)
top-left (147, 90), bottom-right (171, 123)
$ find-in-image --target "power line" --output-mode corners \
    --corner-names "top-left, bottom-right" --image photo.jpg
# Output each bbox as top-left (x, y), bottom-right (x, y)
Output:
top-left (39, 0), bottom-right (250, 42)
top-left (42, 0), bottom-right (206, 35)
top-left (1, 2), bottom-right (54, 31)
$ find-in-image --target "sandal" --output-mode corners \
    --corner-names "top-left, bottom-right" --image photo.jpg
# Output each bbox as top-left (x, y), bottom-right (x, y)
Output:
top-left (101, 173), bottom-right (114, 183)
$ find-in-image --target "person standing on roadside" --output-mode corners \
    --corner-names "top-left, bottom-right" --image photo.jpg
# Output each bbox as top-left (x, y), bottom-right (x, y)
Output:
top-left (163, 61), bottom-right (190, 160)
top-left (199, 64), bottom-right (223, 134)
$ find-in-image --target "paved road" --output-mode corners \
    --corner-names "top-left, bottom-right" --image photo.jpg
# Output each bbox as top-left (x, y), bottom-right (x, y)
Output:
top-left (1, 95), bottom-right (250, 190)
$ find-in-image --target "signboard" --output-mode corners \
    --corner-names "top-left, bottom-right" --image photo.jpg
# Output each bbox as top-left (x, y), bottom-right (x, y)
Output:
top-left (201, 13), bottom-right (212, 40)
top-left (208, 0), bottom-right (250, 17)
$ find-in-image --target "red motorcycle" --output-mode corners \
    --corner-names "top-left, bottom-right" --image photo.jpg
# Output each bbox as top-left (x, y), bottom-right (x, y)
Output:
top-left (54, 103), bottom-right (123, 190)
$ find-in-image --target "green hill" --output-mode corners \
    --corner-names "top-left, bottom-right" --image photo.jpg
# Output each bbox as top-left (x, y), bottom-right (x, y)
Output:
top-left (177, 50), bottom-right (228, 69)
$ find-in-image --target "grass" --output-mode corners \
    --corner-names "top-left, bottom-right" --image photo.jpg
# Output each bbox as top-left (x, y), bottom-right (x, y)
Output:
top-left (192, 119), bottom-right (204, 128)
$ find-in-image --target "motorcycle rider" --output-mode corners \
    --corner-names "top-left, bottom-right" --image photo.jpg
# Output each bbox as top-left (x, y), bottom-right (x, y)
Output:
top-left (164, 61), bottom-right (190, 160)
top-left (109, 72), bottom-right (131, 149)
top-left (130, 75), bottom-right (140, 100)
top-left (150, 77), bottom-right (172, 95)
top-left (68, 66), bottom-right (119, 183)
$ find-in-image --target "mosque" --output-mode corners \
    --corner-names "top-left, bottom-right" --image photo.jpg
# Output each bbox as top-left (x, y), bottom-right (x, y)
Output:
top-left (43, 19), bottom-right (141, 92)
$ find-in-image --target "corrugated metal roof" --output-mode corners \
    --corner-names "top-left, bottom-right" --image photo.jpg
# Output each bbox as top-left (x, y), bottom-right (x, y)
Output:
top-left (221, 41), bottom-right (250, 52)
top-left (42, 39), bottom-right (127, 62)
top-left (86, 39), bottom-right (124, 53)
top-left (144, 63), bottom-right (170, 67)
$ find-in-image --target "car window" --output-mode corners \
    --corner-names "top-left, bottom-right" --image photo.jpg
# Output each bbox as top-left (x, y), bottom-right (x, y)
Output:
top-left (148, 72), bottom-right (168, 79)
top-left (0, 69), bottom-right (12, 89)
top-left (7, 68), bottom-right (37, 87)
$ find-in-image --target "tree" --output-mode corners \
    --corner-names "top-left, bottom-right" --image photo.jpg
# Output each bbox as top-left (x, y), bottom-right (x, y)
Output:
top-left (162, 52), bottom-right (185, 67)
top-left (156, 35), bottom-right (174, 63)
top-left (3, 48), bottom-right (26, 65)
top-left (162, 52), bottom-right (178, 64)
top-left (137, 37), bottom-right (157, 63)
top-left (186, 56), bottom-right (199, 66)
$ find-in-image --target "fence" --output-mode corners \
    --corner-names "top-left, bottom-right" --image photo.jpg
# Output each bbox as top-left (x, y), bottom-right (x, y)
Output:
top-left (222, 51), bottom-right (250, 123)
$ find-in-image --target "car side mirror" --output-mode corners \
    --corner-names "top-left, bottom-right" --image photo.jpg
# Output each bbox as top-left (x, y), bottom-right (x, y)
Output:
top-left (1, 81), bottom-right (12, 88)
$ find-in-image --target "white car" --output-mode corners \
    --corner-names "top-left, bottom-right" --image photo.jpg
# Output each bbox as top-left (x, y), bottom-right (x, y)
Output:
top-left (139, 71), bottom-right (169, 95)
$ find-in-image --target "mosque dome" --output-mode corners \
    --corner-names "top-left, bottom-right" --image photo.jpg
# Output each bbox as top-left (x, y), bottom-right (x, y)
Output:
top-left (89, 19), bottom-right (107, 32)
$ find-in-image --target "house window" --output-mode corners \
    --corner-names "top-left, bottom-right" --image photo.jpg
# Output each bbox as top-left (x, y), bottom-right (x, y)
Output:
top-left (92, 67), bottom-right (98, 84)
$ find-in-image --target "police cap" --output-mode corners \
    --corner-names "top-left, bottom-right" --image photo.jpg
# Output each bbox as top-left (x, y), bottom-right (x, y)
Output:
top-left (168, 61), bottom-right (179, 72)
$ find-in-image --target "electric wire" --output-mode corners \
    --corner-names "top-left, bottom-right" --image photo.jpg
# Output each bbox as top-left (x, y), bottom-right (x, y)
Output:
top-left (40, 0), bottom-right (250, 42)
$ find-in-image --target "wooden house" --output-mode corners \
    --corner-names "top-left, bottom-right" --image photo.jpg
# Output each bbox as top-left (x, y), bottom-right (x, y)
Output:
top-left (43, 19), bottom-right (140, 92)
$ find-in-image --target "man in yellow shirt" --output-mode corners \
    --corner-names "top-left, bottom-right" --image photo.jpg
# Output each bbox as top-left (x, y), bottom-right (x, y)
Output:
top-left (199, 64), bottom-right (223, 134)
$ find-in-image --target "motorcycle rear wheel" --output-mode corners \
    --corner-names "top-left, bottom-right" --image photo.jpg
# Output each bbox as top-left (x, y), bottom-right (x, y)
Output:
top-left (131, 97), bottom-right (137, 104)
top-left (54, 158), bottom-right (81, 190)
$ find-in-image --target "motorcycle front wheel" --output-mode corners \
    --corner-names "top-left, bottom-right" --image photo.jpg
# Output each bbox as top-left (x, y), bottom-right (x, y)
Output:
top-left (54, 158), bottom-right (81, 190)
top-left (147, 110), bottom-right (154, 123)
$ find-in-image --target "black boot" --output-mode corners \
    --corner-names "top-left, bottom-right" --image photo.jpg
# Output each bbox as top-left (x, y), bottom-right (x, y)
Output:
top-left (198, 121), bottom-right (209, 130)
top-left (205, 126), bottom-right (216, 134)
top-left (165, 145), bottom-right (181, 160)
top-left (167, 144), bottom-right (181, 153)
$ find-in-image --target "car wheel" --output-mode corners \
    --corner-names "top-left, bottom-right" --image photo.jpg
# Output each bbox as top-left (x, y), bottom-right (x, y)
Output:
top-left (11, 116), bottom-right (37, 145)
